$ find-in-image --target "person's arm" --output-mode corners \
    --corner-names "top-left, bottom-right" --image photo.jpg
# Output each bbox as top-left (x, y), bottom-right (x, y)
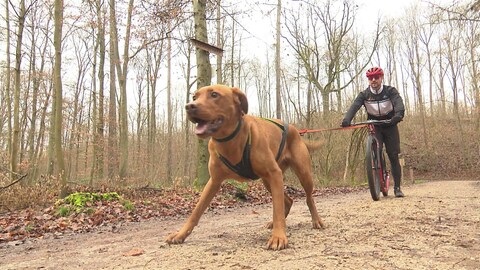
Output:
top-left (341, 92), bottom-right (365, 126)
top-left (390, 87), bottom-right (405, 124)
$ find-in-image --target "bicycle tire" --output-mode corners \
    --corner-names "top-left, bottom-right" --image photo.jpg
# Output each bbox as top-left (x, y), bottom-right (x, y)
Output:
top-left (381, 151), bottom-right (389, 197)
top-left (366, 135), bottom-right (381, 201)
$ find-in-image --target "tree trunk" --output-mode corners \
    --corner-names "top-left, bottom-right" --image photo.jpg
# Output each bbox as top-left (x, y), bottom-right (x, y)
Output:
top-left (146, 41), bottom-right (163, 182)
top-left (47, 68), bottom-right (56, 176)
top-left (414, 44), bottom-right (428, 147)
top-left (30, 15), bottom-right (50, 183)
top-left (166, 21), bottom-right (173, 183)
top-left (90, 48), bottom-right (98, 185)
top-left (182, 26), bottom-right (194, 180)
top-left (4, 0), bottom-right (12, 165)
top-left (5, 0), bottom-right (12, 156)
top-left (111, 0), bottom-right (134, 181)
top-left (230, 16), bottom-right (235, 86)
top-left (36, 87), bottom-right (52, 177)
top-left (445, 25), bottom-right (464, 134)
top-left (91, 0), bottom-right (106, 182)
top-left (437, 40), bottom-right (447, 116)
top-left (275, 0), bottom-right (282, 119)
top-left (216, 0), bottom-right (223, 84)
top-left (54, 0), bottom-right (67, 198)
top-left (193, 0), bottom-right (212, 189)
top-left (11, 0), bottom-right (26, 180)
top-left (27, 17), bottom-right (39, 184)
top-left (321, 91), bottom-right (329, 116)
top-left (68, 44), bottom-right (86, 180)
top-left (466, 21), bottom-right (480, 135)
top-left (107, 0), bottom-right (118, 178)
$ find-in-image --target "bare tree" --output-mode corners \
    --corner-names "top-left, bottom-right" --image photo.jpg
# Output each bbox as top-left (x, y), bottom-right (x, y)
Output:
top-left (112, 0), bottom-right (135, 180)
top-left (418, 11), bottom-right (438, 117)
top-left (11, 0), bottom-right (27, 180)
top-left (143, 41), bottom-right (163, 180)
top-left (53, 0), bottom-right (67, 197)
top-left (275, 0), bottom-right (282, 119)
top-left (443, 14), bottom-right (465, 133)
top-left (131, 57), bottom-right (147, 174)
top-left (87, 0), bottom-right (107, 182)
top-left (67, 33), bottom-right (92, 180)
top-left (462, 11), bottom-right (480, 134)
top-left (402, 7), bottom-right (429, 146)
top-left (215, 0), bottom-right (223, 84)
top-left (284, 0), bottom-right (379, 117)
top-left (4, 0), bottom-right (12, 159)
top-left (27, 2), bottom-right (51, 183)
top-left (192, 0), bottom-right (212, 188)
top-left (107, 0), bottom-right (118, 179)
top-left (166, 21), bottom-right (173, 183)
top-left (178, 20), bottom-right (196, 180)
top-left (434, 39), bottom-right (448, 115)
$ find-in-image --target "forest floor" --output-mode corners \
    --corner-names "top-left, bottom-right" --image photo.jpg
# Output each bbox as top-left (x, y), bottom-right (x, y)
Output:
top-left (0, 180), bottom-right (479, 270)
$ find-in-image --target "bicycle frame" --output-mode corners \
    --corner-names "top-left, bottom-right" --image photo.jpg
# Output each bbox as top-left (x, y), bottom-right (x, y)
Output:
top-left (352, 120), bottom-right (390, 201)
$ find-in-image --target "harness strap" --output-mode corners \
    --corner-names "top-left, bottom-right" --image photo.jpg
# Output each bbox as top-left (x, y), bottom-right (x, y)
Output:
top-left (261, 118), bottom-right (288, 161)
top-left (213, 119), bottom-right (243, 142)
top-left (215, 129), bottom-right (259, 180)
top-left (215, 118), bottom-right (288, 180)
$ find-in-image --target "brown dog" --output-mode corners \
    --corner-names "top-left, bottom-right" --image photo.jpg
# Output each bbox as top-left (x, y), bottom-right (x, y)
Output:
top-left (165, 84), bottom-right (325, 250)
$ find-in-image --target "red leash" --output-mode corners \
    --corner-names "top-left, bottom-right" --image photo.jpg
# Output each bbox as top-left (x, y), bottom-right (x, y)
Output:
top-left (298, 124), bottom-right (367, 136)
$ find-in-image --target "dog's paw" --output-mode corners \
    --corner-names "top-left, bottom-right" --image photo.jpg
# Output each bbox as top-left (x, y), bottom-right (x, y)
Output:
top-left (165, 232), bottom-right (186, 244)
top-left (267, 234), bottom-right (288, 250)
top-left (312, 218), bottom-right (326, 229)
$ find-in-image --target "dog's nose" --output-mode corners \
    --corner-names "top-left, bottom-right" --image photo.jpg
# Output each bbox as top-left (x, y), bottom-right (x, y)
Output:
top-left (185, 102), bottom-right (197, 113)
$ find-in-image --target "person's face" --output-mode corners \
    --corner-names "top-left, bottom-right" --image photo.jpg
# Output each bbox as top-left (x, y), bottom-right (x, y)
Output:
top-left (367, 75), bottom-right (383, 90)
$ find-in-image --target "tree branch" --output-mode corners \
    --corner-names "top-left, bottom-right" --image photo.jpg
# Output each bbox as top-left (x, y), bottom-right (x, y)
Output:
top-left (0, 174), bottom-right (27, 191)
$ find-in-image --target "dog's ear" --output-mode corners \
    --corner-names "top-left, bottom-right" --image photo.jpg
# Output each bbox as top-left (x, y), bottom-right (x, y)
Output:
top-left (231, 87), bottom-right (248, 115)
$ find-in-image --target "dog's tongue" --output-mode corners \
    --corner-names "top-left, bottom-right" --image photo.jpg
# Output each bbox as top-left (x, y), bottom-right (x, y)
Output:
top-left (195, 123), bottom-right (208, 135)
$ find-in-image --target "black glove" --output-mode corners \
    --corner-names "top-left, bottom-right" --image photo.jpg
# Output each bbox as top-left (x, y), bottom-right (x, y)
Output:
top-left (390, 115), bottom-right (402, 125)
top-left (341, 119), bottom-right (351, 127)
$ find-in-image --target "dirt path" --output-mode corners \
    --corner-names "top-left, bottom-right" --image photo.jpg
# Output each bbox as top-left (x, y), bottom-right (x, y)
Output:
top-left (1, 180), bottom-right (479, 270)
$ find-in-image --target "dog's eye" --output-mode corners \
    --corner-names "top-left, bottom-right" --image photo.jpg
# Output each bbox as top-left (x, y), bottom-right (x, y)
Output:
top-left (210, 91), bottom-right (219, 98)
top-left (192, 95), bottom-right (197, 101)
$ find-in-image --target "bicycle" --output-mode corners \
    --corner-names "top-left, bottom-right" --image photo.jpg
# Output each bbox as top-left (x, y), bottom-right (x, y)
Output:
top-left (351, 120), bottom-right (391, 201)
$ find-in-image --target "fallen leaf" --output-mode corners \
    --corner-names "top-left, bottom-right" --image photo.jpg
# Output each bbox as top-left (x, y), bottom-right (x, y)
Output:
top-left (123, 248), bottom-right (144, 257)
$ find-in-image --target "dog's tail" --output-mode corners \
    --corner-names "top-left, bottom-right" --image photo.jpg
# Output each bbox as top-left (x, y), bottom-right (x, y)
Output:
top-left (303, 140), bottom-right (325, 153)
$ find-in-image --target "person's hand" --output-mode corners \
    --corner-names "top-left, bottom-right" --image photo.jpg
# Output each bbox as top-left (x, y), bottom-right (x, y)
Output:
top-left (390, 115), bottom-right (402, 125)
top-left (341, 119), bottom-right (350, 127)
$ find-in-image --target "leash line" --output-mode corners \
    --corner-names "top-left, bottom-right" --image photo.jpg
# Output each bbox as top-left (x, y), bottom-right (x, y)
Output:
top-left (298, 124), bottom-right (368, 136)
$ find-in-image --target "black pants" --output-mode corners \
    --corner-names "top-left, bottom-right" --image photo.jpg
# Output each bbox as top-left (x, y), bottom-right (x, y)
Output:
top-left (374, 124), bottom-right (402, 188)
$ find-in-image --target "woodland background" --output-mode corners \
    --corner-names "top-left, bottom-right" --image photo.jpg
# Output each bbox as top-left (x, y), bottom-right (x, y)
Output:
top-left (0, 0), bottom-right (479, 211)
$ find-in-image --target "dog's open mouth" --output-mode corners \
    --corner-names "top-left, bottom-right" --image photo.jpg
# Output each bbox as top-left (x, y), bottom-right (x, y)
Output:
top-left (191, 117), bottom-right (224, 136)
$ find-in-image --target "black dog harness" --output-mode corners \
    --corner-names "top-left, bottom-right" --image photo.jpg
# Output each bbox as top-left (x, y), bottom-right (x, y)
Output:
top-left (214, 118), bottom-right (288, 180)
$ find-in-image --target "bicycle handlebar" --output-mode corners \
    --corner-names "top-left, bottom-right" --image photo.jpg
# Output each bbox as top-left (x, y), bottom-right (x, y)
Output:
top-left (351, 119), bottom-right (391, 126)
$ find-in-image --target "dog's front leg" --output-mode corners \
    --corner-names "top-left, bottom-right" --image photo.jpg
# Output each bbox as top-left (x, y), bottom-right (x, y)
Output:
top-left (266, 174), bottom-right (288, 250)
top-left (165, 178), bottom-right (222, 244)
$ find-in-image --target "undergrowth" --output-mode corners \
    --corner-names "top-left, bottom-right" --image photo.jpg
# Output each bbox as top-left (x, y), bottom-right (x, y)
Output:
top-left (55, 192), bottom-right (134, 217)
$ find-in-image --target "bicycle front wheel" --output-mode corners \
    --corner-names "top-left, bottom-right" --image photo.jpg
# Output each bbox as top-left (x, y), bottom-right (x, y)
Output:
top-left (366, 135), bottom-right (381, 201)
top-left (381, 151), bottom-right (389, 197)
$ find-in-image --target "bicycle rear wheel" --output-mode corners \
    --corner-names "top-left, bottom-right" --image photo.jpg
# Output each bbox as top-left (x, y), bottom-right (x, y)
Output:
top-left (366, 135), bottom-right (381, 201)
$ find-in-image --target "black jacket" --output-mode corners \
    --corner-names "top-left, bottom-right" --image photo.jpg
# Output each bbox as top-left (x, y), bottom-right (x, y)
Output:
top-left (343, 85), bottom-right (405, 125)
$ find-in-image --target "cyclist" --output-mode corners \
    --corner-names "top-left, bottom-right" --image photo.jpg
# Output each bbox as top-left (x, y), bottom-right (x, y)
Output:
top-left (341, 67), bottom-right (405, 197)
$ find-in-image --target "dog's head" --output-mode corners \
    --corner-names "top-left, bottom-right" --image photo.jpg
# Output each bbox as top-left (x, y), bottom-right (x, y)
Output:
top-left (185, 84), bottom-right (248, 139)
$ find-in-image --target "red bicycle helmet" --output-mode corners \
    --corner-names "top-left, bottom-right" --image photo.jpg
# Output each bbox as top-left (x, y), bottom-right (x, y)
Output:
top-left (366, 67), bottom-right (384, 77)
